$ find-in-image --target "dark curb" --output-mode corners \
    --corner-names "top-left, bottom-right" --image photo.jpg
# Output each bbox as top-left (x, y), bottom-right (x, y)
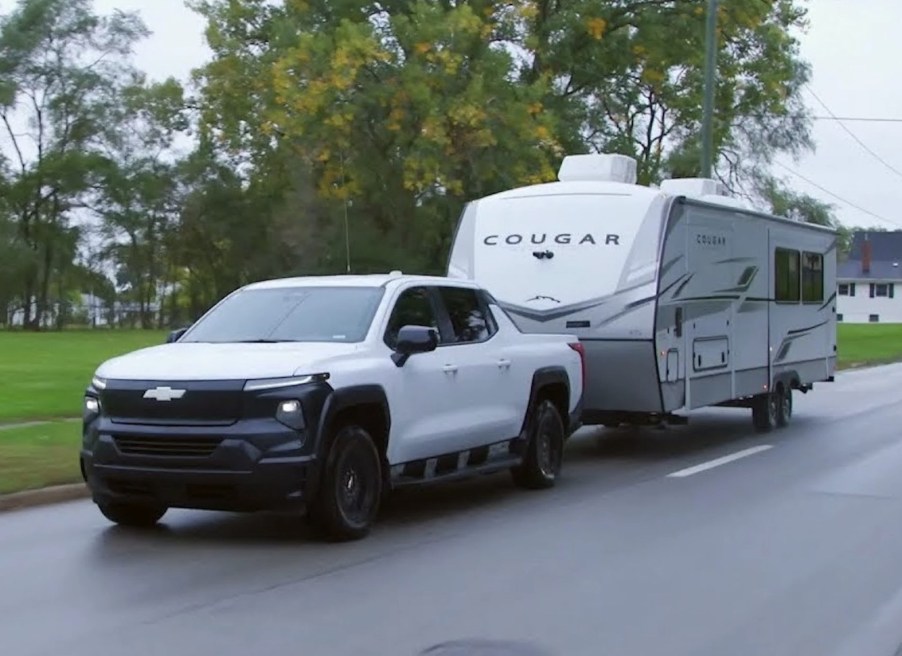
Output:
top-left (0, 483), bottom-right (90, 513)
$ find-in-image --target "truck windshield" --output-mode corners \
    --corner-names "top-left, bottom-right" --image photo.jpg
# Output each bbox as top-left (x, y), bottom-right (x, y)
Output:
top-left (181, 286), bottom-right (385, 343)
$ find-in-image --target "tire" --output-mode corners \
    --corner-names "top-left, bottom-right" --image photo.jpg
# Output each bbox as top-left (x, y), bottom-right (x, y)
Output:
top-left (512, 399), bottom-right (565, 490)
top-left (97, 501), bottom-right (167, 527)
top-left (776, 386), bottom-right (793, 427)
top-left (751, 391), bottom-right (779, 433)
top-left (309, 425), bottom-right (383, 541)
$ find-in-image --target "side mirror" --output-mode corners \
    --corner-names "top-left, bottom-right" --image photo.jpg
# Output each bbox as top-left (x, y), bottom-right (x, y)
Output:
top-left (392, 325), bottom-right (438, 367)
top-left (166, 327), bottom-right (189, 343)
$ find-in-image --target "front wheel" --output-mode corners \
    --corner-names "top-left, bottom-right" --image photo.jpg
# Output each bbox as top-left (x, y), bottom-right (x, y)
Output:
top-left (97, 501), bottom-right (167, 527)
top-left (512, 399), bottom-right (565, 490)
top-left (309, 425), bottom-right (383, 542)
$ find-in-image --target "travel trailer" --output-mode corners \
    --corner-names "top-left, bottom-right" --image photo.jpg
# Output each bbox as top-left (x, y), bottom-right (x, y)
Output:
top-left (447, 153), bottom-right (837, 432)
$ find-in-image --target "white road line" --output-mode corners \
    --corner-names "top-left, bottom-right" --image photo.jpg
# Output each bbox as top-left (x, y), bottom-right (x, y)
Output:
top-left (666, 445), bottom-right (774, 479)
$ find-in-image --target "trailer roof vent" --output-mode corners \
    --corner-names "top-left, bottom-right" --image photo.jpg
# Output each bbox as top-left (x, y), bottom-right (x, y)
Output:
top-left (659, 177), bottom-right (728, 198)
top-left (557, 154), bottom-right (638, 185)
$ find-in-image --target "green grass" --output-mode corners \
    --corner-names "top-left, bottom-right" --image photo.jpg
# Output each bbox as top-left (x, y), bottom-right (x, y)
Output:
top-left (837, 323), bottom-right (902, 369)
top-left (0, 420), bottom-right (82, 494)
top-left (0, 330), bottom-right (167, 423)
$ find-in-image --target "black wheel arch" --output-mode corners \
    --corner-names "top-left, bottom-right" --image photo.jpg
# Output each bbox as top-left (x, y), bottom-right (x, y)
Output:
top-left (772, 370), bottom-right (800, 393)
top-left (520, 367), bottom-right (572, 436)
top-left (310, 384), bottom-right (392, 496)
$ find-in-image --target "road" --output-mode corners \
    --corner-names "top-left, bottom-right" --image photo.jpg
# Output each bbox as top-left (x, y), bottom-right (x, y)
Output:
top-left (4, 364), bottom-right (902, 656)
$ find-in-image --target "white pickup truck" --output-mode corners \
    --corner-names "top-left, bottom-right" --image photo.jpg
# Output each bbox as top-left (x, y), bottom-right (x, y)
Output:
top-left (80, 273), bottom-right (585, 540)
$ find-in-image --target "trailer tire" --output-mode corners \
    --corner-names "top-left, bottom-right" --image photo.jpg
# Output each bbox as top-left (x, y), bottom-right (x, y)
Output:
top-left (752, 392), bottom-right (779, 433)
top-left (776, 386), bottom-right (792, 427)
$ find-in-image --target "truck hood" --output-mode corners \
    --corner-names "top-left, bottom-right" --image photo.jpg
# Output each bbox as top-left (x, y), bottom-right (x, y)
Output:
top-left (94, 341), bottom-right (362, 381)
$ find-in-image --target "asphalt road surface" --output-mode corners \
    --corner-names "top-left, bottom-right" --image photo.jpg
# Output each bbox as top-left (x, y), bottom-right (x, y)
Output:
top-left (4, 364), bottom-right (902, 656)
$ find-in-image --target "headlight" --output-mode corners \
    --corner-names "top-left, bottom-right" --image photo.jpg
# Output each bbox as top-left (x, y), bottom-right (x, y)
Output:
top-left (84, 396), bottom-right (101, 417)
top-left (91, 376), bottom-right (107, 390)
top-left (243, 373), bottom-right (328, 392)
top-left (275, 399), bottom-right (305, 430)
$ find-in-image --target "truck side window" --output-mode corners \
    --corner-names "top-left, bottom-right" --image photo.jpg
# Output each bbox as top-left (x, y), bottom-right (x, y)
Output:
top-left (438, 286), bottom-right (494, 344)
top-left (384, 287), bottom-right (439, 348)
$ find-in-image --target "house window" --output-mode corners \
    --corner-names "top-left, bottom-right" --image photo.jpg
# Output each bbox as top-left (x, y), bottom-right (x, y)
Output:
top-left (869, 314), bottom-right (880, 323)
top-left (802, 252), bottom-right (824, 303)
top-left (837, 313), bottom-right (844, 322)
top-left (870, 283), bottom-right (894, 298)
top-left (838, 283), bottom-right (849, 296)
top-left (775, 248), bottom-right (800, 303)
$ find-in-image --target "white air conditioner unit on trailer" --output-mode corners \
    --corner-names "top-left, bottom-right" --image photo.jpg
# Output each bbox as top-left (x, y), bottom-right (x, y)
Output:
top-left (557, 154), bottom-right (638, 185)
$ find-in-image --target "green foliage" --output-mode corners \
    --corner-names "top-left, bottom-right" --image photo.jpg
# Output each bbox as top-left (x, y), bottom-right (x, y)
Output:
top-left (0, 0), bottom-right (148, 328)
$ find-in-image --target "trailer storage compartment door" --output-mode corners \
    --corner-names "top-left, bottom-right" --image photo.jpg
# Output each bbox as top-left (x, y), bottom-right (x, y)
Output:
top-left (693, 336), bottom-right (729, 372)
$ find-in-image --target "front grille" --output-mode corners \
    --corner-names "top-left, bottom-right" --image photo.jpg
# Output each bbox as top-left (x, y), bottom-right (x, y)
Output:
top-left (113, 435), bottom-right (223, 457)
top-left (100, 381), bottom-right (245, 425)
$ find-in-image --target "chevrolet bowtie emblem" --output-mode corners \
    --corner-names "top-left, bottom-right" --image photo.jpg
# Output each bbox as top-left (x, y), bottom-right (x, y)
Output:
top-left (143, 386), bottom-right (186, 402)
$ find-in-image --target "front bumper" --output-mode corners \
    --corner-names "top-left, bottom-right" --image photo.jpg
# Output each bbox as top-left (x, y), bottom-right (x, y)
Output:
top-left (81, 417), bottom-right (318, 512)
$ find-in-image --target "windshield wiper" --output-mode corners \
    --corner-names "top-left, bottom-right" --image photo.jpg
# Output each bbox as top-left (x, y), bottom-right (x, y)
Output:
top-left (234, 339), bottom-right (297, 343)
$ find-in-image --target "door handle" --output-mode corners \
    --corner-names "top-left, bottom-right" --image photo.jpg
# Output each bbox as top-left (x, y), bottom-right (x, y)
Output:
top-left (442, 364), bottom-right (458, 374)
top-left (497, 359), bottom-right (511, 369)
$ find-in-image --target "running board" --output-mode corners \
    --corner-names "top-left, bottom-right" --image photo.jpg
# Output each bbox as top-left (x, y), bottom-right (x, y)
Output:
top-left (390, 441), bottom-right (523, 489)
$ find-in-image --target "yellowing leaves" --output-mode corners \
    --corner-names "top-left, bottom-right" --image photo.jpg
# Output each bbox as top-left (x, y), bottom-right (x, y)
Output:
top-left (517, 2), bottom-right (539, 20)
top-left (585, 17), bottom-right (607, 40)
top-left (414, 42), bottom-right (431, 55)
top-left (448, 104), bottom-right (487, 128)
top-left (641, 67), bottom-right (665, 85)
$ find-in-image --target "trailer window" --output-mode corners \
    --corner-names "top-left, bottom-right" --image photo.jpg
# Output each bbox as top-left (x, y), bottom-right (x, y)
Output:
top-left (775, 248), bottom-right (800, 303)
top-left (802, 252), bottom-right (824, 303)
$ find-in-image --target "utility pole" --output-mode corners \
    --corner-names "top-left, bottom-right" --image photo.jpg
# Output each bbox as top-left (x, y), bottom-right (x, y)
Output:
top-left (700, 0), bottom-right (718, 178)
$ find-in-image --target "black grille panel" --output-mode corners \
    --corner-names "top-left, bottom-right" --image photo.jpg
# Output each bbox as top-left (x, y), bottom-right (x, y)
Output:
top-left (100, 380), bottom-right (245, 425)
top-left (114, 435), bottom-right (223, 457)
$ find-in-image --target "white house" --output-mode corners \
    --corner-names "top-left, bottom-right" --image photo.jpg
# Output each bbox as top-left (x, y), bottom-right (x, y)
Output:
top-left (837, 231), bottom-right (902, 323)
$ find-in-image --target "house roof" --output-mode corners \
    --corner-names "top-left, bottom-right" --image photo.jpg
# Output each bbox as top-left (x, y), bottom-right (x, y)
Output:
top-left (848, 230), bottom-right (902, 261)
top-left (840, 230), bottom-right (902, 281)
top-left (838, 260), bottom-right (902, 281)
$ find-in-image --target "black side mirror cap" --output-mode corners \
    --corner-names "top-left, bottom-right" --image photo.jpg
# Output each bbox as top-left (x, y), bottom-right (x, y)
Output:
top-left (391, 325), bottom-right (438, 367)
top-left (166, 327), bottom-right (189, 343)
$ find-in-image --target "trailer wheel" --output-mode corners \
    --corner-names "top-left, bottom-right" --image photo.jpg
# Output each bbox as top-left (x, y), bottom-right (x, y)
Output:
top-left (751, 391), bottom-right (779, 433)
top-left (776, 386), bottom-right (792, 427)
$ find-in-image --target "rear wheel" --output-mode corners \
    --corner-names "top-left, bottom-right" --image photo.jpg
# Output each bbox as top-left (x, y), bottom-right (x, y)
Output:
top-left (751, 391), bottom-right (779, 433)
top-left (97, 501), bottom-right (167, 527)
top-left (309, 425), bottom-right (383, 541)
top-left (512, 399), bottom-right (565, 490)
top-left (776, 386), bottom-right (793, 427)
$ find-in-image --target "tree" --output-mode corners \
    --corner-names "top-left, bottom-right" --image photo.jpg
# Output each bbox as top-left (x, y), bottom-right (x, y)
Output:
top-left (191, 0), bottom-right (561, 272)
top-left (0, 0), bottom-right (148, 328)
top-left (94, 76), bottom-right (188, 328)
top-left (522, 0), bottom-right (818, 197)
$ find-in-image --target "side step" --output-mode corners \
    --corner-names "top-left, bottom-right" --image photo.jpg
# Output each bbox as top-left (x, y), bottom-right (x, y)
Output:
top-left (390, 440), bottom-right (524, 489)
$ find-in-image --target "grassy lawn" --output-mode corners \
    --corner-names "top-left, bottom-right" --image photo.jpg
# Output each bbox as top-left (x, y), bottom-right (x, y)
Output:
top-left (0, 329), bottom-right (167, 423)
top-left (0, 324), bottom-right (900, 497)
top-left (0, 420), bottom-right (82, 495)
top-left (836, 323), bottom-right (902, 369)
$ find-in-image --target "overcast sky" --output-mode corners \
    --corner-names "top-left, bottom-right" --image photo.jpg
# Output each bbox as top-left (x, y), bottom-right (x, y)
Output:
top-left (6, 0), bottom-right (902, 231)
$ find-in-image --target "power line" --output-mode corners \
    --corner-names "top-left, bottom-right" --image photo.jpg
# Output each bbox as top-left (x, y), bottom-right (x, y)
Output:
top-left (812, 116), bottom-right (902, 123)
top-left (806, 87), bottom-right (902, 181)
top-left (773, 160), bottom-right (902, 228)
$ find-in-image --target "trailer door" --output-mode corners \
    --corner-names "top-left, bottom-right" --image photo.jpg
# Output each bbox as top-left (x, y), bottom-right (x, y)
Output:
top-left (683, 211), bottom-right (735, 410)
